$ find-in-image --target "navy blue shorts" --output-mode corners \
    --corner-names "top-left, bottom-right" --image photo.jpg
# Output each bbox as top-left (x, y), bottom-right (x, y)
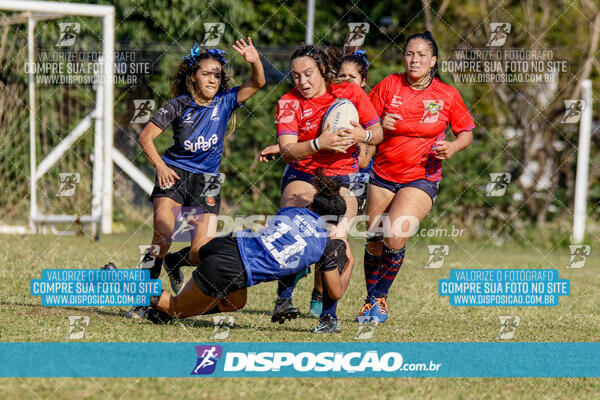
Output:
top-left (369, 170), bottom-right (440, 202)
top-left (281, 165), bottom-right (353, 194)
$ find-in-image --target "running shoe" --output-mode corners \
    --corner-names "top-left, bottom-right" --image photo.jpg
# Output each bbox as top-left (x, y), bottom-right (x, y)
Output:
top-left (271, 297), bottom-right (300, 324)
top-left (370, 296), bottom-right (388, 323)
top-left (355, 296), bottom-right (375, 322)
top-left (311, 314), bottom-right (341, 333)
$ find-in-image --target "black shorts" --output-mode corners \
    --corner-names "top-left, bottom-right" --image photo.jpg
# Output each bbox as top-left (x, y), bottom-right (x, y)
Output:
top-left (192, 234), bottom-right (248, 299)
top-left (149, 164), bottom-right (222, 214)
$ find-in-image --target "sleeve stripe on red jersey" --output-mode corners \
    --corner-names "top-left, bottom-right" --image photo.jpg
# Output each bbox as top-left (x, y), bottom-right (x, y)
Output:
top-left (361, 117), bottom-right (381, 129)
top-left (276, 130), bottom-right (298, 136)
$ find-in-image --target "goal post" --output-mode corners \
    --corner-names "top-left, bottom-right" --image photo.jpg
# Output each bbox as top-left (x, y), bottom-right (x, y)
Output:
top-left (0, 0), bottom-right (115, 236)
top-left (573, 79), bottom-right (592, 244)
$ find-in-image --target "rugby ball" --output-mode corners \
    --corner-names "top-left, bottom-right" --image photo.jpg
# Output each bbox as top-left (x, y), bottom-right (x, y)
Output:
top-left (322, 98), bottom-right (359, 133)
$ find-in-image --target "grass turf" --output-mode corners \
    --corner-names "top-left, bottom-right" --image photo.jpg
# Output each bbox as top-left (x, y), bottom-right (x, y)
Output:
top-left (0, 231), bottom-right (598, 398)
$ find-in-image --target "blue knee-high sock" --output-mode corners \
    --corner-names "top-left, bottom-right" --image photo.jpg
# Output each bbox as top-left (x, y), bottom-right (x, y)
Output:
top-left (363, 246), bottom-right (381, 297)
top-left (320, 279), bottom-right (337, 319)
top-left (277, 273), bottom-right (297, 300)
top-left (372, 244), bottom-right (405, 298)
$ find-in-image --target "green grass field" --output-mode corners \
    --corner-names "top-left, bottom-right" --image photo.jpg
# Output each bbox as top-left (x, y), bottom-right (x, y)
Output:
top-left (1, 231), bottom-right (599, 398)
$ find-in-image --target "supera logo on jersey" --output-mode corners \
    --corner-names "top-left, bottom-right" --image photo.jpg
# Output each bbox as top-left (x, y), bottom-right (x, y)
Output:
top-left (420, 100), bottom-right (445, 123)
top-left (191, 345), bottom-right (223, 375)
top-left (184, 133), bottom-right (219, 152)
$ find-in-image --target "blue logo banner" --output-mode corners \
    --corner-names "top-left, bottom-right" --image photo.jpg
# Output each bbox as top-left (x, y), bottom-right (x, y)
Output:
top-left (0, 342), bottom-right (597, 377)
top-left (439, 269), bottom-right (569, 306)
top-left (30, 269), bottom-right (162, 306)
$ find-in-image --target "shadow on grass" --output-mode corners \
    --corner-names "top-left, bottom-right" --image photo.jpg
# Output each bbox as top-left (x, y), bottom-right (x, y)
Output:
top-left (3, 301), bottom-right (318, 332)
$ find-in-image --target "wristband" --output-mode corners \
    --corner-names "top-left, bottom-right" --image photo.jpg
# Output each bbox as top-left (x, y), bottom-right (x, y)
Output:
top-left (363, 129), bottom-right (372, 143)
top-left (311, 138), bottom-right (320, 151)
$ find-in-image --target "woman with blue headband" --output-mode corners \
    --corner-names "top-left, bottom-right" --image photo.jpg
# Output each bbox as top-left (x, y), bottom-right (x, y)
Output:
top-left (129, 38), bottom-right (265, 319)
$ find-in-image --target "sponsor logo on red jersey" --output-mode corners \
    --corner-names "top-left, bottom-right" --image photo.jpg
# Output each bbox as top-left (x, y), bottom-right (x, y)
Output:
top-left (420, 100), bottom-right (445, 123)
top-left (276, 100), bottom-right (299, 123)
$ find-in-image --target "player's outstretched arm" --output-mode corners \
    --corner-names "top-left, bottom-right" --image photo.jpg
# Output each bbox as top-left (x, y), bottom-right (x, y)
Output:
top-left (233, 37), bottom-right (266, 103)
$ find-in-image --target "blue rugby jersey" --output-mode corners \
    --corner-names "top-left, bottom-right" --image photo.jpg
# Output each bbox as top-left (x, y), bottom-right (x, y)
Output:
top-left (149, 87), bottom-right (241, 174)
top-left (236, 207), bottom-right (330, 286)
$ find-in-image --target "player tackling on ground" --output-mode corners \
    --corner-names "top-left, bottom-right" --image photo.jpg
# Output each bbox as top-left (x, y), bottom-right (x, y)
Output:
top-left (147, 171), bottom-right (355, 333)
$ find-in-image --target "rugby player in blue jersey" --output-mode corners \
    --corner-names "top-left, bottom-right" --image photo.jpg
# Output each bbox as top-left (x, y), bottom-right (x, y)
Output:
top-left (129, 38), bottom-right (265, 319)
top-left (148, 171), bottom-right (355, 333)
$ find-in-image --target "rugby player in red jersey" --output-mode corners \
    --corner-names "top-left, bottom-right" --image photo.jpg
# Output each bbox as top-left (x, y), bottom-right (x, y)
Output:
top-left (268, 44), bottom-right (383, 331)
top-left (358, 31), bottom-right (475, 323)
top-left (260, 49), bottom-right (375, 319)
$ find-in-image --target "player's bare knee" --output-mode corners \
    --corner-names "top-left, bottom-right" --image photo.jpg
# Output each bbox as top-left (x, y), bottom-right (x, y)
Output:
top-left (366, 241), bottom-right (383, 256)
top-left (150, 241), bottom-right (170, 258)
top-left (152, 229), bottom-right (173, 251)
top-left (188, 248), bottom-right (201, 265)
top-left (158, 291), bottom-right (175, 313)
top-left (383, 237), bottom-right (407, 251)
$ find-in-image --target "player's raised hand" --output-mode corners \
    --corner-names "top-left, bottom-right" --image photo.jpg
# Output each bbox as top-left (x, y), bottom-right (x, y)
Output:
top-left (382, 113), bottom-right (401, 130)
top-left (233, 37), bottom-right (260, 64)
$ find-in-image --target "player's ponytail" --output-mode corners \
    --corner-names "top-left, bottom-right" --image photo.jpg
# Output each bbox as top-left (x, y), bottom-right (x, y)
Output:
top-left (290, 44), bottom-right (339, 82)
top-left (311, 169), bottom-right (347, 222)
top-left (404, 31), bottom-right (443, 82)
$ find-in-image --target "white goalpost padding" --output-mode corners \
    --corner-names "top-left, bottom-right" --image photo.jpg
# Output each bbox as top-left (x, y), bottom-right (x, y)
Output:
top-left (573, 79), bottom-right (592, 244)
top-left (0, 0), bottom-right (115, 236)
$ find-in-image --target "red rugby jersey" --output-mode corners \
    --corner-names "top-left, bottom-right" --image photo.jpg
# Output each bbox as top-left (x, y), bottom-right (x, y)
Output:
top-left (276, 81), bottom-right (380, 175)
top-left (369, 73), bottom-right (475, 183)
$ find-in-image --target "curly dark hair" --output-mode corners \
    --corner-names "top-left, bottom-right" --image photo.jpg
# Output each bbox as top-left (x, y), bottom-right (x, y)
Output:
top-left (169, 49), bottom-right (231, 99)
top-left (290, 44), bottom-right (340, 83)
top-left (311, 169), bottom-right (347, 222)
